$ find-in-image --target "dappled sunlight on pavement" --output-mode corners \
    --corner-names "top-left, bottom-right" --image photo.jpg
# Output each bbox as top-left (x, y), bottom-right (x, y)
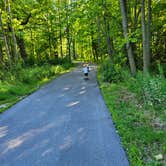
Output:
top-left (0, 65), bottom-right (129, 166)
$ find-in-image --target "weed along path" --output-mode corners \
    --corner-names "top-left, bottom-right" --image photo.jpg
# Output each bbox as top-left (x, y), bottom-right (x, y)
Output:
top-left (0, 66), bottom-right (129, 166)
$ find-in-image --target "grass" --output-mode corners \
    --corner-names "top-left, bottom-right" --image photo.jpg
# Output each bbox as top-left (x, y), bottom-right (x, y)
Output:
top-left (0, 63), bottom-right (74, 113)
top-left (98, 70), bottom-right (166, 166)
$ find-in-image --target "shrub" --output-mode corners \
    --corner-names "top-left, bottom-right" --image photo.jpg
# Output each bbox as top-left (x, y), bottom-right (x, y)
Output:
top-left (122, 70), bottom-right (166, 111)
top-left (142, 75), bottom-right (166, 110)
top-left (99, 58), bottom-right (123, 82)
top-left (0, 62), bottom-right (73, 113)
top-left (100, 61), bottom-right (166, 111)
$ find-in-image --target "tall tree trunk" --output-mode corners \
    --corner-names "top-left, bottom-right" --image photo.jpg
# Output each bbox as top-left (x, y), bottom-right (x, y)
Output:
top-left (0, 15), bottom-right (3, 64)
top-left (16, 34), bottom-right (27, 63)
top-left (91, 35), bottom-right (98, 61)
top-left (102, 0), bottom-right (115, 58)
top-left (30, 28), bottom-right (35, 58)
top-left (58, 0), bottom-right (63, 58)
top-left (59, 25), bottom-right (63, 58)
top-left (0, 43), bottom-right (3, 64)
top-left (104, 16), bottom-right (112, 57)
top-left (102, 7), bottom-right (112, 57)
top-left (66, 26), bottom-right (71, 62)
top-left (0, 43), bottom-right (6, 69)
top-left (119, 0), bottom-right (136, 75)
top-left (133, 1), bottom-right (141, 69)
top-left (15, 13), bottom-right (31, 64)
top-left (48, 27), bottom-right (52, 58)
top-left (147, 0), bottom-right (152, 70)
top-left (72, 38), bottom-right (76, 60)
top-left (65, 0), bottom-right (71, 63)
top-left (96, 16), bottom-right (102, 59)
top-left (7, 0), bottom-right (18, 62)
top-left (141, 0), bottom-right (150, 73)
top-left (0, 12), bottom-right (11, 68)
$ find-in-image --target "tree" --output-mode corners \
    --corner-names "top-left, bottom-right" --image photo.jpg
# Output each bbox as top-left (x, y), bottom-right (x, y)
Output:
top-left (147, 0), bottom-right (152, 70)
top-left (119, 0), bottom-right (136, 75)
top-left (0, 11), bottom-right (11, 67)
top-left (141, 0), bottom-right (150, 73)
top-left (7, 0), bottom-right (18, 62)
top-left (0, 0), bottom-right (165, 74)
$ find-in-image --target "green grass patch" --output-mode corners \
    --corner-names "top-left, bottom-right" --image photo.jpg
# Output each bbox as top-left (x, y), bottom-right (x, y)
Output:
top-left (0, 63), bottom-right (74, 113)
top-left (98, 70), bottom-right (166, 166)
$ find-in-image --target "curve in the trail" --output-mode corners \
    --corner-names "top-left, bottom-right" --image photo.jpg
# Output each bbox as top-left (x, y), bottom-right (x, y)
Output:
top-left (0, 66), bottom-right (129, 166)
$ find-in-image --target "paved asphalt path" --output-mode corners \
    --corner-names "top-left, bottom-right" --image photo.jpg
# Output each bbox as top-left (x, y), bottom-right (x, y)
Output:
top-left (0, 66), bottom-right (129, 166)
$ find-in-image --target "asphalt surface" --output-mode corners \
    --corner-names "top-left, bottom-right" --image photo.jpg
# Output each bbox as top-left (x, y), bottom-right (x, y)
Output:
top-left (0, 66), bottom-right (129, 166)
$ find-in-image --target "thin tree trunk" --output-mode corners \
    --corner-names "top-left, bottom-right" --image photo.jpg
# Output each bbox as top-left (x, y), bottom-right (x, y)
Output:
top-left (7, 0), bottom-right (18, 61)
top-left (141, 0), bottom-right (150, 73)
top-left (133, 1), bottom-right (141, 68)
top-left (0, 43), bottom-right (6, 69)
top-left (15, 13), bottom-right (31, 64)
top-left (119, 0), bottom-right (136, 75)
top-left (72, 39), bottom-right (76, 59)
top-left (65, 0), bottom-right (71, 63)
top-left (66, 26), bottom-right (71, 62)
top-left (0, 12), bottom-right (11, 68)
top-left (96, 16), bottom-right (102, 59)
top-left (59, 23), bottom-right (63, 58)
top-left (59, 27), bottom-right (63, 58)
top-left (48, 27), bottom-right (52, 58)
top-left (0, 43), bottom-right (3, 63)
top-left (102, 0), bottom-right (115, 58)
top-left (0, 15), bottom-right (3, 64)
top-left (30, 28), bottom-right (35, 57)
top-left (58, 0), bottom-right (63, 58)
top-left (103, 10), bottom-right (112, 57)
top-left (16, 34), bottom-right (27, 63)
top-left (147, 0), bottom-right (152, 70)
top-left (96, 0), bottom-right (102, 59)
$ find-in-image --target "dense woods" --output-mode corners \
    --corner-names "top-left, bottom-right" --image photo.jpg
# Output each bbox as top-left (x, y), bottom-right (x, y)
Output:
top-left (0, 0), bottom-right (165, 165)
top-left (0, 0), bottom-right (165, 72)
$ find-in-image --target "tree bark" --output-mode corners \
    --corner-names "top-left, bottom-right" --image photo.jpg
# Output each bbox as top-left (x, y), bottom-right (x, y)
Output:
top-left (58, 0), bottom-right (63, 58)
top-left (72, 38), bottom-right (76, 60)
top-left (102, 0), bottom-right (113, 58)
top-left (96, 16), bottom-right (102, 59)
top-left (147, 0), bottom-right (152, 70)
top-left (65, 0), bottom-right (71, 63)
top-left (0, 43), bottom-right (3, 63)
top-left (119, 0), bottom-right (136, 75)
top-left (104, 15), bottom-right (112, 57)
top-left (91, 35), bottom-right (98, 61)
top-left (59, 24), bottom-right (63, 58)
top-left (7, 0), bottom-right (18, 61)
top-left (16, 34), bottom-right (27, 63)
top-left (66, 25), bottom-right (71, 62)
top-left (15, 13), bottom-right (31, 63)
top-left (0, 12), bottom-right (11, 68)
top-left (141, 0), bottom-right (150, 73)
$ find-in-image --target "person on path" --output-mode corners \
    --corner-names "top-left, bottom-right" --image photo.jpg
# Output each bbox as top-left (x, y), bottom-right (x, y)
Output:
top-left (83, 63), bottom-right (89, 80)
